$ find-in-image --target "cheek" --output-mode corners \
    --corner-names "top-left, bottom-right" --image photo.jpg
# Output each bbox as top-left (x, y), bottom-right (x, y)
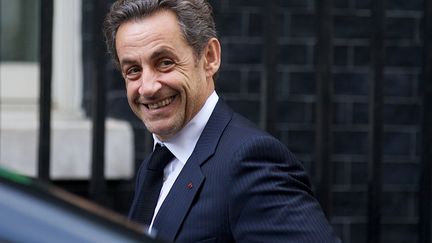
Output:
top-left (125, 87), bottom-right (133, 101)
top-left (125, 87), bottom-right (140, 109)
top-left (125, 81), bottom-right (138, 96)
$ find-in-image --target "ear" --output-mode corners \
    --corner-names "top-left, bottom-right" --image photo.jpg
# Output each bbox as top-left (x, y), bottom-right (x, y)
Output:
top-left (203, 38), bottom-right (221, 80)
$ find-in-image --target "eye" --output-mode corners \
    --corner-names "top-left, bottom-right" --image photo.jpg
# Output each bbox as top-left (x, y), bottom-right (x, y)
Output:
top-left (125, 66), bottom-right (141, 80)
top-left (157, 58), bottom-right (175, 72)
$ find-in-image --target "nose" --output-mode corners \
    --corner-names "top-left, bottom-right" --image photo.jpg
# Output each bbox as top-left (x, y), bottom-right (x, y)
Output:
top-left (138, 69), bottom-right (162, 97)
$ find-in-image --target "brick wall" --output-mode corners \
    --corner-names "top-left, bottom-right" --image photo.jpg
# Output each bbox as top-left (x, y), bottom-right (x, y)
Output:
top-left (82, 1), bottom-right (424, 242)
top-left (209, 1), bottom-right (423, 242)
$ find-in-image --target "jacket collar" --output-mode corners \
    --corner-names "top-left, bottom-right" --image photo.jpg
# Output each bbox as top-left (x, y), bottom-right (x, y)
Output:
top-left (152, 100), bottom-right (233, 242)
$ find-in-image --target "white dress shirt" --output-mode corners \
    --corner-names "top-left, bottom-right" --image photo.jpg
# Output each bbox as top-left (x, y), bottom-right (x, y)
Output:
top-left (148, 91), bottom-right (219, 232)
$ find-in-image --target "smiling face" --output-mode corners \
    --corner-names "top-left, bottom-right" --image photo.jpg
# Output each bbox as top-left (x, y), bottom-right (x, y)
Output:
top-left (115, 10), bottom-right (220, 141)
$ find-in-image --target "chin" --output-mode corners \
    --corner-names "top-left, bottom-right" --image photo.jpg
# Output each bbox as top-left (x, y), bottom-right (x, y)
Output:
top-left (155, 124), bottom-right (184, 140)
top-left (146, 124), bottom-right (172, 137)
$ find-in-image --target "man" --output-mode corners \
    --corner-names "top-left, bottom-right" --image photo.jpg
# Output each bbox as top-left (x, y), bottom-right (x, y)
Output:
top-left (103, 0), bottom-right (340, 242)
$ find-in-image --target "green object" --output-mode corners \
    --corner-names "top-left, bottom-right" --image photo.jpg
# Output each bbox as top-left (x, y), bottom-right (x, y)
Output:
top-left (0, 167), bottom-right (31, 185)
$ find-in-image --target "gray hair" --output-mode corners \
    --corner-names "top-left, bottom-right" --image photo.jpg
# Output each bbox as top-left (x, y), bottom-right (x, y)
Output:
top-left (103, 0), bottom-right (217, 69)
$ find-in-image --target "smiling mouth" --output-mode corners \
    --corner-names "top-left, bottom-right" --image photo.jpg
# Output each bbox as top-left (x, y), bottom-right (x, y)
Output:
top-left (146, 95), bottom-right (176, 110)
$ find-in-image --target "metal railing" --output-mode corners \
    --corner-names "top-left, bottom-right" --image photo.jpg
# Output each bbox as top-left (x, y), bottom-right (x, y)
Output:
top-left (368, 0), bottom-right (385, 242)
top-left (420, 1), bottom-right (432, 242)
top-left (38, 0), bottom-right (53, 181)
top-left (37, 0), bottom-right (109, 203)
top-left (315, 0), bottom-right (334, 218)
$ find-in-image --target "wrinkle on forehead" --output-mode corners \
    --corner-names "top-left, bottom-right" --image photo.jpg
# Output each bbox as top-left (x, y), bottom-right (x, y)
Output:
top-left (115, 11), bottom-right (186, 66)
top-left (115, 10), bottom-right (182, 51)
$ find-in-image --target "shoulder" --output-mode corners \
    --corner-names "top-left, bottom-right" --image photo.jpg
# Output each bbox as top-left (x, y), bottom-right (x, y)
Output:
top-left (220, 111), bottom-right (292, 159)
top-left (206, 99), bottom-right (303, 172)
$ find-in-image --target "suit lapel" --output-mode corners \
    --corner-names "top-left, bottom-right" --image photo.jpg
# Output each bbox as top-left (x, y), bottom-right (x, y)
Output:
top-left (152, 100), bottom-right (233, 242)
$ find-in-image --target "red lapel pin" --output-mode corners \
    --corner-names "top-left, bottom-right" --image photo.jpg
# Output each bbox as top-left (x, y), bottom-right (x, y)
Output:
top-left (187, 182), bottom-right (193, 189)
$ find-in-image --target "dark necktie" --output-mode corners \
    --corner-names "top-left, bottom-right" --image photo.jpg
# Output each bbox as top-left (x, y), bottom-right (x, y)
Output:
top-left (132, 144), bottom-right (174, 225)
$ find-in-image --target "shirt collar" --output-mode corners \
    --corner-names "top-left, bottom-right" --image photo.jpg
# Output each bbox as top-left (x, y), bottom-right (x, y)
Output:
top-left (153, 91), bottom-right (219, 165)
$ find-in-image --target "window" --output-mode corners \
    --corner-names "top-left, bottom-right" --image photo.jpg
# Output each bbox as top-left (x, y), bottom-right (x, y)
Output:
top-left (0, 0), bottom-right (39, 62)
top-left (0, 0), bottom-right (40, 109)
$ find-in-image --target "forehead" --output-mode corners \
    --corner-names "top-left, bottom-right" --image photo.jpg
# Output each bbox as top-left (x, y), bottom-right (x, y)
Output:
top-left (115, 10), bottom-right (188, 61)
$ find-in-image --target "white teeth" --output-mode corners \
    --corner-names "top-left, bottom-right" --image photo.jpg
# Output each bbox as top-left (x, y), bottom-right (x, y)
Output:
top-left (147, 96), bottom-right (174, 109)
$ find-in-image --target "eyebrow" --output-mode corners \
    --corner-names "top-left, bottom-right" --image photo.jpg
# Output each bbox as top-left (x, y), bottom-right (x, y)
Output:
top-left (119, 47), bottom-right (178, 69)
top-left (150, 48), bottom-right (177, 61)
top-left (119, 58), bottom-right (138, 69)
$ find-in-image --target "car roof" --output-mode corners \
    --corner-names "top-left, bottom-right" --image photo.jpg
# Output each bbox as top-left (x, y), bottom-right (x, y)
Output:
top-left (0, 167), bottom-right (164, 243)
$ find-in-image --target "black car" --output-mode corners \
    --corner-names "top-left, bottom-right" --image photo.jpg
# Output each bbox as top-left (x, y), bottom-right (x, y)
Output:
top-left (0, 167), bottom-right (162, 243)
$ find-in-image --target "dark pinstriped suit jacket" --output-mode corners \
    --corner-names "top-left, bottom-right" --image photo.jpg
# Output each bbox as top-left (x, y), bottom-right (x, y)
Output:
top-left (129, 100), bottom-right (340, 243)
